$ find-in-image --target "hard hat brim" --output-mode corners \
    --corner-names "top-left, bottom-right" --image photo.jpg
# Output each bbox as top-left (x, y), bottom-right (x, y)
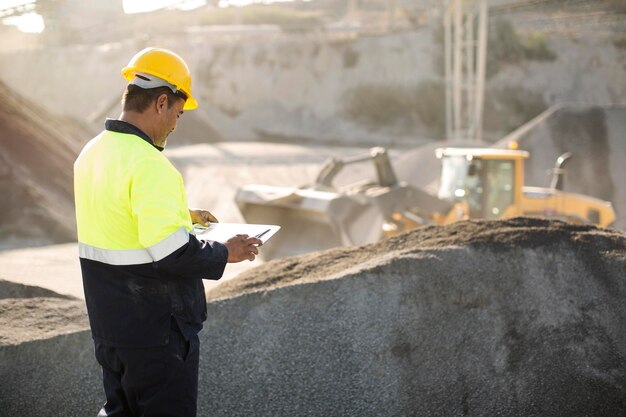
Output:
top-left (183, 96), bottom-right (198, 110)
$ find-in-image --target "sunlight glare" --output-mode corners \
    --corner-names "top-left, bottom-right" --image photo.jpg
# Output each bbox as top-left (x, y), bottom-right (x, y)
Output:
top-left (2, 11), bottom-right (44, 33)
top-left (123, 0), bottom-right (207, 14)
top-left (218, 0), bottom-right (298, 7)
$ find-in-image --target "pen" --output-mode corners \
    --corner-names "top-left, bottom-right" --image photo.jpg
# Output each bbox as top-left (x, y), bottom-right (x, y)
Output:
top-left (255, 229), bottom-right (271, 239)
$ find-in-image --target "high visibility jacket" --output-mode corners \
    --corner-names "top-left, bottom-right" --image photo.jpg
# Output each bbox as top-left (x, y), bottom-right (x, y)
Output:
top-left (74, 120), bottom-right (228, 347)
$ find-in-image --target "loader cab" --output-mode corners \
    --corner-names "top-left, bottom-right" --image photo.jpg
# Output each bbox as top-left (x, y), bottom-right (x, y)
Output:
top-left (436, 148), bottom-right (528, 219)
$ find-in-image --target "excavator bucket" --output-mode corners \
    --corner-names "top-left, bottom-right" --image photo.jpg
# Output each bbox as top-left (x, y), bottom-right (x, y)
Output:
top-left (235, 184), bottom-right (385, 260)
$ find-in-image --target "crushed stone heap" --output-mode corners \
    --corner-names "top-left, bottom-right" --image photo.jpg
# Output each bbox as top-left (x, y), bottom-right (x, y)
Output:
top-left (1, 218), bottom-right (624, 416)
top-left (0, 280), bottom-right (97, 416)
top-left (0, 279), bottom-right (88, 346)
top-left (204, 217), bottom-right (626, 417)
top-left (0, 79), bottom-right (92, 247)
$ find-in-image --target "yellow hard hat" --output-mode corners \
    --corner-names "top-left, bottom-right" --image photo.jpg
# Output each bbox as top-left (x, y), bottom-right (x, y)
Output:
top-left (122, 47), bottom-right (198, 110)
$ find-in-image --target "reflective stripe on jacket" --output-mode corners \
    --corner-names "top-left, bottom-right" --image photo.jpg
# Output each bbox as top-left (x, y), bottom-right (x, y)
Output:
top-left (74, 120), bottom-right (228, 348)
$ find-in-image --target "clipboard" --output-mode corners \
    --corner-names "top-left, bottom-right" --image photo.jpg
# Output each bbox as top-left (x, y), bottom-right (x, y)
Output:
top-left (192, 222), bottom-right (280, 244)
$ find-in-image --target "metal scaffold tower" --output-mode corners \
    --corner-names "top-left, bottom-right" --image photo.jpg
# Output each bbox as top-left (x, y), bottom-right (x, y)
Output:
top-left (444, 0), bottom-right (489, 142)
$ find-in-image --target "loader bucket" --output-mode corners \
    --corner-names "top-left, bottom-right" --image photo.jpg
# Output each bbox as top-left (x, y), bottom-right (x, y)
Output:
top-left (235, 184), bottom-right (384, 260)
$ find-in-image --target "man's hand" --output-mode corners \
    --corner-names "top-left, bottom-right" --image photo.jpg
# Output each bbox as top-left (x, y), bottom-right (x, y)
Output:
top-left (225, 234), bottom-right (262, 263)
top-left (189, 208), bottom-right (218, 226)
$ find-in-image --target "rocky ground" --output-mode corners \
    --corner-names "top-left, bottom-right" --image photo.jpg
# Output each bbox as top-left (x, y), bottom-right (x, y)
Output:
top-left (199, 217), bottom-right (626, 416)
top-left (0, 280), bottom-right (87, 346)
top-left (2, 217), bottom-right (624, 416)
top-left (209, 216), bottom-right (626, 301)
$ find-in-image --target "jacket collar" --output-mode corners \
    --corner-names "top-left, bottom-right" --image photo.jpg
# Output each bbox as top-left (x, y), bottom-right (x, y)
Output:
top-left (104, 119), bottom-right (164, 152)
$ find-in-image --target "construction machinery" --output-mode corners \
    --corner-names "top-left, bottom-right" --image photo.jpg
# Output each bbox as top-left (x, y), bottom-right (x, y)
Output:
top-left (432, 147), bottom-right (615, 225)
top-left (235, 146), bottom-right (615, 259)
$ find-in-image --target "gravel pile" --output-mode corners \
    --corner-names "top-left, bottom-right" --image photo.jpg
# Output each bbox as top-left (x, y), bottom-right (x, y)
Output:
top-left (0, 279), bottom-right (88, 346)
top-left (1, 218), bottom-right (624, 416)
top-left (202, 217), bottom-right (626, 416)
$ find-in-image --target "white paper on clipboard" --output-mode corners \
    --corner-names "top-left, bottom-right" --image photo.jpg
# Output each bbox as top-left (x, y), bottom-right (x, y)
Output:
top-left (192, 223), bottom-right (280, 244)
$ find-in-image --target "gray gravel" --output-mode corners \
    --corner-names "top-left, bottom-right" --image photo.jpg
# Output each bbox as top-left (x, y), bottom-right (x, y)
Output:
top-left (1, 219), bottom-right (624, 416)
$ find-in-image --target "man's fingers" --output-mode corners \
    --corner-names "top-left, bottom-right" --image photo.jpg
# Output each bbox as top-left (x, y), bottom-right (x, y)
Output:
top-left (190, 209), bottom-right (219, 225)
top-left (205, 212), bottom-right (219, 223)
top-left (200, 212), bottom-right (218, 225)
top-left (245, 242), bottom-right (259, 262)
top-left (225, 234), bottom-right (262, 263)
top-left (239, 236), bottom-right (261, 246)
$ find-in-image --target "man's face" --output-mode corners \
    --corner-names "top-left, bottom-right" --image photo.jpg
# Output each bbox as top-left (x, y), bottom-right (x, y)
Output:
top-left (154, 94), bottom-right (185, 147)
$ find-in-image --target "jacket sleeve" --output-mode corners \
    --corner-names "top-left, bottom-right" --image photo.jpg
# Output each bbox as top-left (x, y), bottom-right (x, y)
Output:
top-left (155, 234), bottom-right (229, 280)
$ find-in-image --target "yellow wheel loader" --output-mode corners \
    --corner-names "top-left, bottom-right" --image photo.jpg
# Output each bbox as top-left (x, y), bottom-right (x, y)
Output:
top-left (235, 146), bottom-right (615, 259)
top-left (432, 147), bottom-right (615, 226)
top-left (235, 147), bottom-right (452, 259)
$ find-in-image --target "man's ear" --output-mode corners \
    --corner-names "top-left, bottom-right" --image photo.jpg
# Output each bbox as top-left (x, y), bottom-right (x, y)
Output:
top-left (156, 93), bottom-right (168, 114)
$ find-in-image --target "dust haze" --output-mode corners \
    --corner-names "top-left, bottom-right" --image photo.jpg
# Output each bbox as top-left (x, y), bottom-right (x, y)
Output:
top-left (1, 1), bottom-right (626, 415)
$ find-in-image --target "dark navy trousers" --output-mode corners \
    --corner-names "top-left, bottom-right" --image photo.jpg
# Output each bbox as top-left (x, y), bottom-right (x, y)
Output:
top-left (94, 318), bottom-right (200, 417)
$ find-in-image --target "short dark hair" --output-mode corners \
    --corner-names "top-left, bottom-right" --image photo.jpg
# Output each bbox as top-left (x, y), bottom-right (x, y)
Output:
top-left (122, 84), bottom-right (186, 113)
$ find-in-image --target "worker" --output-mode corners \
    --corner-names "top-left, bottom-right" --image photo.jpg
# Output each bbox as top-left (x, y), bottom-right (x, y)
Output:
top-left (74, 47), bottom-right (262, 417)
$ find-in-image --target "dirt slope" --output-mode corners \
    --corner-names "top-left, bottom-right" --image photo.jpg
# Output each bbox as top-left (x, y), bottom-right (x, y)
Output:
top-left (1, 217), bottom-right (624, 416)
top-left (202, 217), bottom-right (626, 416)
top-left (0, 279), bottom-right (87, 346)
top-left (209, 216), bottom-right (625, 300)
top-left (0, 80), bottom-right (93, 248)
